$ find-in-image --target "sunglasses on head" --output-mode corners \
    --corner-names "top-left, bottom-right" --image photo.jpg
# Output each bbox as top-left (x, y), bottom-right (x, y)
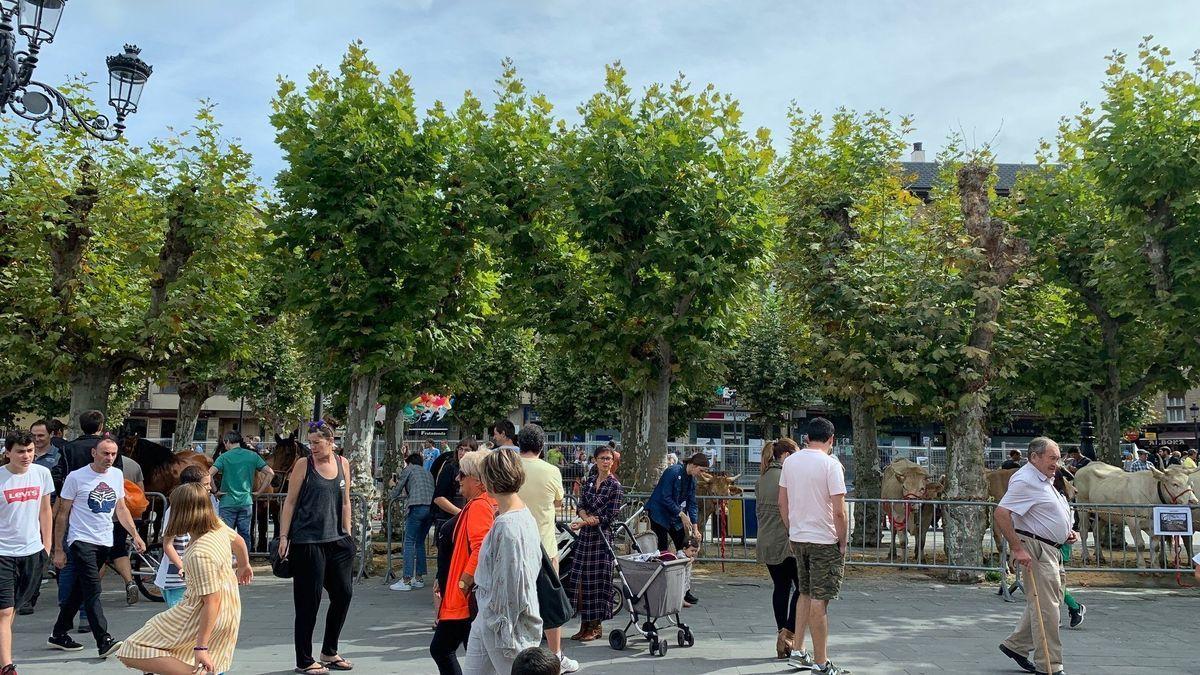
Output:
top-left (308, 420), bottom-right (327, 432)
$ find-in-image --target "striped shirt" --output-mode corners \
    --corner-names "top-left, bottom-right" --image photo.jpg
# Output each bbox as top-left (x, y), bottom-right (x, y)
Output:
top-left (118, 526), bottom-right (242, 672)
top-left (391, 464), bottom-right (435, 507)
top-left (153, 515), bottom-right (190, 590)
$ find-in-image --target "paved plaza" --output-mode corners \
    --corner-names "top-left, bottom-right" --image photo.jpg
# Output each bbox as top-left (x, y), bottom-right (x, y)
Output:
top-left (12, 570), bottom-right (1194, 674)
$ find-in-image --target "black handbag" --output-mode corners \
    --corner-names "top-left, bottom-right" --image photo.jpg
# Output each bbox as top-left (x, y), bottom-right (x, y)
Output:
top-left (537, 548), bottom-right (573, 630)
top-left (268, 536), bottom-right (292, 579)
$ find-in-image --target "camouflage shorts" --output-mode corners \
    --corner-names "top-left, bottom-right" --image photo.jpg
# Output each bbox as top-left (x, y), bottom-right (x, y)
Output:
top-left (793, 542), bottom-right (845, 601)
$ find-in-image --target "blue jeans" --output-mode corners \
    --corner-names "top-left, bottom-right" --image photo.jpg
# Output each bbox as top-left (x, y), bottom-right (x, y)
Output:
top-left (219, 504), bottom-right (253, 550)
top-left (403, 504), bottom-right (433, 579)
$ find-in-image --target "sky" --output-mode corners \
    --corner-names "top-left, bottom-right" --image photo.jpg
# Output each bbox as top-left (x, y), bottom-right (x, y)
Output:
top-left (27, 0), bottom-right (1200, 183)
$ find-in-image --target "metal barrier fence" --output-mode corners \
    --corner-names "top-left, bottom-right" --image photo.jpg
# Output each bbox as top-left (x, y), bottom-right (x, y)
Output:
top-left (618, 492), bottom-right (1198, 577)
top-left (139, 490), bottom-right (375, 583)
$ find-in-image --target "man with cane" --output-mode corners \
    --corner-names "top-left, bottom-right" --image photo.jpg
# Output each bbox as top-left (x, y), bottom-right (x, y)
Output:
top-left (994, 437), bottom-right (1074, 675)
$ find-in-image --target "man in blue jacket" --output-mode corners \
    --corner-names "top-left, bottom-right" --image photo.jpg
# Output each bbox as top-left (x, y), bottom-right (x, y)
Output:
top-left (646, 451), bottom-right (709, 605)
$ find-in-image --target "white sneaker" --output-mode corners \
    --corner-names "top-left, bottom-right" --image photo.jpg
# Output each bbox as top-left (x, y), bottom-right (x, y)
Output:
top-left (412, 578), bottom-right (426, 589)
top-left (389, 579), bottom-right (413, 591)
top-left (558, 652), bottom-right (580, 673)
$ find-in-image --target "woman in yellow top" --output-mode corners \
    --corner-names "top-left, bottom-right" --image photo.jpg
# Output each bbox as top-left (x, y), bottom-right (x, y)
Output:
top-left (116, 482), bottom-right (253, 674)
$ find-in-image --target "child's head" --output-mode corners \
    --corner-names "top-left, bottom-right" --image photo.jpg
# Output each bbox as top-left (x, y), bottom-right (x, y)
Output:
top-left (683, 536), bottom-right (700, 557)
top-left (512, 646), bottom-right (560, 675)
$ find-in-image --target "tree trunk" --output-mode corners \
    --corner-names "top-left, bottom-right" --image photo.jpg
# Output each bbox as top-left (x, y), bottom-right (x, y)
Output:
top-left (849, 395), bottom-right (882, 547)
top-left (940, 164), bottom-right (1024, 583)
top-left (943, 406), bottom-right (988, 582)
top-left (381, 403), bottom-right (407, 537)
top-left (173, 380), bottom-right (216, 452)
top-left (68, 366), bottom-right (117, 439)
top-left (344, 370), bottom-right (381, 576)
top-left (1095, 390), bottom-right (1122, 465)
top-left (619, 365), bottom-right (671, 493)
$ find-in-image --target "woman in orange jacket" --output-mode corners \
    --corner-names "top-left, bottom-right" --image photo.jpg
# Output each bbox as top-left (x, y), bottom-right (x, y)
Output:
top-left (430, 449), bottom-right (496, 675)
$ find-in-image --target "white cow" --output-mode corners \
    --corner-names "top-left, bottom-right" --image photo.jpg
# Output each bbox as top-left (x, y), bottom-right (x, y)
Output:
top-left (1073, 462), bottom-right (1198, 566)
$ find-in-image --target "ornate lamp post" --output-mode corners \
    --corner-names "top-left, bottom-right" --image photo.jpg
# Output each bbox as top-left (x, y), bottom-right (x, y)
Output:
top-left (1079, 397), bottom-right (1095, 459)
top-left (1189, 402), bottom-right (1198, 451)
top-left (1, 0), bottom-right (151, 140)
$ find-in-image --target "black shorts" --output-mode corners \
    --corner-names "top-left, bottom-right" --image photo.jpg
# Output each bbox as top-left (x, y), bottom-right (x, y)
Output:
top-left (0, 551), bottom-right (49, 609)
top-left (107, 522), bottom-right (129, 561)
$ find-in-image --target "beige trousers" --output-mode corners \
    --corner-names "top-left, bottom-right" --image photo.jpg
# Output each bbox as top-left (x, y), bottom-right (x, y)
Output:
top-left (1003, 535), bottom-right (1063, 673)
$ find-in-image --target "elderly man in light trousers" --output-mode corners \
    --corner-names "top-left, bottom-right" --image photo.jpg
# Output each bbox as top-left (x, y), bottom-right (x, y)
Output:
top-left (994, 437), bottom-right (1075, 675)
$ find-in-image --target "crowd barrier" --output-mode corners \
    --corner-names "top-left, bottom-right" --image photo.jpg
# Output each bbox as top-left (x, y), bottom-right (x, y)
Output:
top-left (613, 492), bottom-right (1198, 577)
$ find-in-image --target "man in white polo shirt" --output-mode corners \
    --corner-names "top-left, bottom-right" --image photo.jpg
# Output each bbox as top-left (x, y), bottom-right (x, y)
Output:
top-left (994, 437), bottom-right (1074, 675)
top-left (778, 417), bottom-right (849, 675)
top-left (47, 436), bottom-right (145, 659)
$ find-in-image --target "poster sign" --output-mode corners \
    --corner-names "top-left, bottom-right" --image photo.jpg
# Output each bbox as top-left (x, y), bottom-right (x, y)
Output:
top-left (1152, 506), bottom-right (1193, 536)
top-left (748, 438), bottom-right (764, 463)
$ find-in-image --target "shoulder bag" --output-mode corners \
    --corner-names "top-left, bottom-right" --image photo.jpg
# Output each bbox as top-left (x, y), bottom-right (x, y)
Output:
top-left (536, 547), bottom-right (574, 629)
top-left (269, 457), bottom-right (312, 579)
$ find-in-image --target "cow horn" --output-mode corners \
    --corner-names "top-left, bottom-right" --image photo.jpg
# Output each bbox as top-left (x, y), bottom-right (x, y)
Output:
top-left (730, 473), bottom-right (742, 482)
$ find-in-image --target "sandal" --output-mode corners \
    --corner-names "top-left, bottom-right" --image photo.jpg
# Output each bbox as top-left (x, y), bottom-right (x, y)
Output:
top-left (294, 664), bottom-right (329, 675)
top-left (320, 654), bottom-right (354, 671)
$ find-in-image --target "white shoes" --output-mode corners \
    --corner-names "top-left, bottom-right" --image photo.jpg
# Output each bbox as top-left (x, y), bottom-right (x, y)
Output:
top-left (412, 578), bottom-right (425, 589)
top-left (389, 579), bottom-right (413, 591)
top-left (558, 652), bottom-right (580, 673)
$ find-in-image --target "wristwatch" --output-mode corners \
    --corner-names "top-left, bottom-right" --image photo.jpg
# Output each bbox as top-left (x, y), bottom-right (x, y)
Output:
top-left (458, 580), bottom-right (467, 590)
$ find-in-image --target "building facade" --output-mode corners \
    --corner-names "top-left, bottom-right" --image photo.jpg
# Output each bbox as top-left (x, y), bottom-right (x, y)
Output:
top-left (123, 380), bottom-right (265, 449)
top-left (1141, 388), bottom-right (1200, 450)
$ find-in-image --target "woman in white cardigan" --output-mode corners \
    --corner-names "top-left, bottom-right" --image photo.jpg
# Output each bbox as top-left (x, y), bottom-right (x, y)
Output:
top-left (463, 448), bottom-right (543, 675)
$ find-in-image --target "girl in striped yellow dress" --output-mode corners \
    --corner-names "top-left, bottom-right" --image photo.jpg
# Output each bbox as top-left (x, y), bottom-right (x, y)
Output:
top-left (117, 483), bottom-right (253, 674)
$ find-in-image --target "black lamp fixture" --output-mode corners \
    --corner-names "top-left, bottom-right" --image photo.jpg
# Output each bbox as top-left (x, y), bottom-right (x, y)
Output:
top-left (0, 0), bottom-right (152, 140)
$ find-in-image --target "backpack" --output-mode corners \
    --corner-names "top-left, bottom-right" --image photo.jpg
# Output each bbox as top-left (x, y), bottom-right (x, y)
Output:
top-left (124, 479), bottom-right (149, 518)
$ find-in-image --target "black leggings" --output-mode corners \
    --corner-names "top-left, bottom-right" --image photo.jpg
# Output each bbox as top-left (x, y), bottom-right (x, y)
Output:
top-left (650, 520), bottom-right (688, 552)
top-left (291, 538), bottom-right (355, 668)
top-left (429, 618), bottom-right (472, 675)
top-left (766, 558), bottom-right (801, 632)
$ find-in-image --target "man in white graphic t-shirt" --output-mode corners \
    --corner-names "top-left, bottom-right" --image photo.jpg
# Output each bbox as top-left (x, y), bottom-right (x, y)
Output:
top-left (0, 432), bottom-right (55, 674)
top-left (778, 417), bottom-right (849, 675)
top-left (47, 436), bottom-right (145, 658)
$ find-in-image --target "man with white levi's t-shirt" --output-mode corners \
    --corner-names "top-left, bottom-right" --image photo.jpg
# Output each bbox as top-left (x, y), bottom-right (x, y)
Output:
top-left (0, 432), bottom-right (55, 675)
top-left (778, 417), bottom-right (849, 675)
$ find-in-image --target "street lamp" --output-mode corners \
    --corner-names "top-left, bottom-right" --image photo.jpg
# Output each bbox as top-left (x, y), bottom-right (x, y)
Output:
top-left (1, 0), bottom-right (152, 140)
top-left (1079, 397), bottom-right (1095, 459)
top-left (1189, 402), bottom-right (1198, 451)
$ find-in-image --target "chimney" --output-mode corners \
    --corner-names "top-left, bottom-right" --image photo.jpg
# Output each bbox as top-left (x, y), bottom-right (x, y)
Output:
top-left (907, 141), bottom-right (926, 163)
top-left (910, 142), bottom-right (926, 163)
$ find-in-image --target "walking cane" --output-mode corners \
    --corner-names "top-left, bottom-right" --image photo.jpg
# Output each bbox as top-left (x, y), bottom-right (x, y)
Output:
top-left (1022, 542), bottom-right (1055, 675)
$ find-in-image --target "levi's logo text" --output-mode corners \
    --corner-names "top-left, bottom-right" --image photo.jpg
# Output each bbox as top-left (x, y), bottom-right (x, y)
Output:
top-left (3, 486), bottom-right (41, 503)
top-left (87, 482), bottom-right (118, 514)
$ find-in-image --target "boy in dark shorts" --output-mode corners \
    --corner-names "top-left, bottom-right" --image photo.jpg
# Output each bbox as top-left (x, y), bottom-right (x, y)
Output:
top-left (0, 433), bottom-right (55, 675)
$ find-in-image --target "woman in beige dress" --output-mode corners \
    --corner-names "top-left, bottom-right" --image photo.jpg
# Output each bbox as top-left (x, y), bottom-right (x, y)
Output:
top-left (117, 482), bottom-right (253, 674)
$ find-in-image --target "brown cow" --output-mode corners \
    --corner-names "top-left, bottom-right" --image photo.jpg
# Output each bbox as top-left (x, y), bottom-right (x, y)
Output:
top-left (696, 471), bottom-right (743, 551)
top-left (880, 459), bottom-right (945, 562)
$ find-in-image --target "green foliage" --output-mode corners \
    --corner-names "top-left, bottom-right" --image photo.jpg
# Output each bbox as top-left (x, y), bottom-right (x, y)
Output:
top-left (531, 336), bottom-right (621, 435)
top-left (449, 327), bottom-right (538, 436)
top-left (775, 108), bottom-right (940, 415)
top-left (0, 95), bottom-right (265, 425)
top-left (1010, 39), bottom-right (1200, 455)
top-left (537, 64), bottom-right (776, 393)
top-left (270, 42), bottom-right (498, 378)
top-left (225, 314), bottom-right (316, 432)
top-left (727, 287), bottom-right (815, 431)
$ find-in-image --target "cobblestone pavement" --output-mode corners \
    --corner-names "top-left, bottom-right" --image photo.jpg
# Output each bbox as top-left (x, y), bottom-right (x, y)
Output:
top-left (13, 571), bottom-right (1195, 674)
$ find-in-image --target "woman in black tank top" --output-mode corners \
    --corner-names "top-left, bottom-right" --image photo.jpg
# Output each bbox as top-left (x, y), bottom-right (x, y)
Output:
top-left (278, 422), bottom-right (355, 674)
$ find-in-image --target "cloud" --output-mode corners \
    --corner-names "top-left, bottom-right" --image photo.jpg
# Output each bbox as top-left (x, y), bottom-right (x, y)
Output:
top-left (23, 0), bottom-right (1200, 182)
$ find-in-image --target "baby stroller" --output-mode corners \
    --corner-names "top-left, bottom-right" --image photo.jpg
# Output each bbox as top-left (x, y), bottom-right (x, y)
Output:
top-left (603, 524), bottom-right (695, 657)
